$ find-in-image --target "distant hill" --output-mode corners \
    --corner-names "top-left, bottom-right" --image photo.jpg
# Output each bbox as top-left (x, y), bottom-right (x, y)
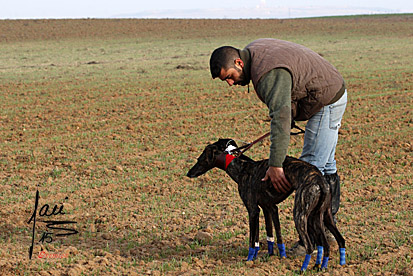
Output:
top-left (112, 6), bottom-right (401, 19)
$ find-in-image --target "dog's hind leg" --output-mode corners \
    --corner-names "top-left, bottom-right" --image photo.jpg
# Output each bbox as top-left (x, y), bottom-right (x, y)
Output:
top-left (246, 206), bottom-right (260, 261)
top-left (324, 206), bottom-right (346, 266)
top-left (294, 186), bottom-right (319, 272)
top-left (311, 209), bottom-right (330, 270)
top-left (294, 208), bottom-right (313, 271)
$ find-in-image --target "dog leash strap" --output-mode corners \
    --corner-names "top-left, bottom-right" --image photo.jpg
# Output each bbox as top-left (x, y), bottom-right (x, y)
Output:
top-left (291, 121), bottom-right (305, 136)
top-left (234, 123), bottom-right (305, 155)
top-left (236, 132), bottom-right (270, 155)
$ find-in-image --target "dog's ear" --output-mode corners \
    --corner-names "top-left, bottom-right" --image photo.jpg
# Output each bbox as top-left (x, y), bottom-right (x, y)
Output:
top-left (195, 143), bottom-right (221, 168)
top-left (203, 143), bottom-right (219, 157)
top-left (216, 139), bottom-right (237, 151)
top-left (227, 139), bottom-right (238, 148)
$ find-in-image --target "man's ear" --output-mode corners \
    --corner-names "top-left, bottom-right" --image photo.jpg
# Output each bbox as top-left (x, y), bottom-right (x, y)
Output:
top-left (234, 58), bottom-right (244, 70)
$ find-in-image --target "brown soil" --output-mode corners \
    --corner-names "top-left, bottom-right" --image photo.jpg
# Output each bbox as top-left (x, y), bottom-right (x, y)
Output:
top-left (0, 16), bottom-right (412, 276)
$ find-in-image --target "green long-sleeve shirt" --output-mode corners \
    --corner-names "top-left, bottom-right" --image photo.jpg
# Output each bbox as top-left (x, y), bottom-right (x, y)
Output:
top-left (256, 68), bottom-right (292, 167)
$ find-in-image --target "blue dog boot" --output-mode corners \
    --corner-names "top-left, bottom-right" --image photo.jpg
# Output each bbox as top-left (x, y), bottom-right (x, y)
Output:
top-left (339, 248), bottom-right (346, 265)
top-left (277, 243), bottom-right (287, 258)
top-left (321, 256), bottom-right (329, 269)
top-left (316, 246), bottom-right (323, 264)
top-left (313, 246), bottom-right (323, 270)
top-left (300, 254), bottom-right (312, 272)
top-left (267, 237), bottom-right (274, 255)
top-left (254, 242), bottom-right (260, 259)
top-left (267, 242), bottom-right (274, 256)
top-left (246, 243), bottom-right (260, 261)
top-left (247, 247), bottom-right (256, 261)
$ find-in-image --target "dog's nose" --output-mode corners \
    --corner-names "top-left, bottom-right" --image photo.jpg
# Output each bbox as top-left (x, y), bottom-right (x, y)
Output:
top-left (187, 167), bottom-right (200, 178)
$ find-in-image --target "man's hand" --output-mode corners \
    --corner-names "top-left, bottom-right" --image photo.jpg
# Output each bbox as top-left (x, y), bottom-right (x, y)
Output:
top-left (262, 166), bottom-right (291, 193)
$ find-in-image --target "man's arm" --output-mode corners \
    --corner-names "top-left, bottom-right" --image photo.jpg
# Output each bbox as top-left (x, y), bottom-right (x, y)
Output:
top-left (256, 68), bottom-right (292, 193)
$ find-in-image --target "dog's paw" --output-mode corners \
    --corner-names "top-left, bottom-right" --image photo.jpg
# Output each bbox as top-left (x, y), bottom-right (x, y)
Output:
top-left (267, 240), bottom-right (274, 256)
top-left (321, 256), bottom-right (329, 269)
top-left (300, 254), bottom-right (312, 272)
top-left (254, 246), bottom-right (260, 259)
top-left (339, 248), bottom-right (346, 266)
top-left (277, 243), bottom-right (287, 258)
top-left (246, 246), bottom-right (260, 261)
top-left (247, 247), bottom-right (256, 261)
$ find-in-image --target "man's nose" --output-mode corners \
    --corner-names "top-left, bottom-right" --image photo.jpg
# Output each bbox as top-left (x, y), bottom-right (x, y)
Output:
top-left (226, 79), bottom-right (234, 86)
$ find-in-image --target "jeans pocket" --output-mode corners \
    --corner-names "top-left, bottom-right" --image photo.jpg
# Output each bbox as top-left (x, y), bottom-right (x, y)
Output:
top-left (329, 96), bottom-right (347, 130)
top-left (329, 106), bottom-right (342, 130)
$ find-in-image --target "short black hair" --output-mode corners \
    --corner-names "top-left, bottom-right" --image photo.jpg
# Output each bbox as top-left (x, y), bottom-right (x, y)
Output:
top-left (209, 46), bottom-right (240, 79)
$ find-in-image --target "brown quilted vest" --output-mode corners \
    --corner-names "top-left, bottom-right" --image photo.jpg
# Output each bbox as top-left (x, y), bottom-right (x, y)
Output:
top-left (245, 38), bottom-right (345, 121)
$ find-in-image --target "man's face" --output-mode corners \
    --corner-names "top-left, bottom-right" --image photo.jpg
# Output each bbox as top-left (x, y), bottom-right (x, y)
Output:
top-left (218, 59), bottom-right (249, 86)
top-left (219, 67), bottom-right (245, 86)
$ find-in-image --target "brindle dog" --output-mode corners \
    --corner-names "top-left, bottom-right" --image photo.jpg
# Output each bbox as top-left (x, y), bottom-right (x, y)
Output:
top-left (187, 139), bottom-right (346, 271)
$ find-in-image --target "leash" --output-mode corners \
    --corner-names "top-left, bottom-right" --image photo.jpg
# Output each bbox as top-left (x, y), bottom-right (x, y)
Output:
top-left (291, 121), bottom-right (306, 136)
top-left (233, 132), bottom-right (270, 156)
top-left (232, 122), bottom-right (305, 156)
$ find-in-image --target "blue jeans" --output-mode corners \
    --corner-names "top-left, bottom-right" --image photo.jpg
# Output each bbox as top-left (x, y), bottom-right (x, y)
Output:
top-left (299, 91), bottom-right (347, 175)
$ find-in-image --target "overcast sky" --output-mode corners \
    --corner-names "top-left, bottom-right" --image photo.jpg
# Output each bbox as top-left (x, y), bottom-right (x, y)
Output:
top-left (1, 0), bottom-right (412, 19)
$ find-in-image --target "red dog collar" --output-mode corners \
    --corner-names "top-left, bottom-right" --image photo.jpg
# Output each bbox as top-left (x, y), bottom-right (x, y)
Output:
top-left (224, 154), bottom-right (236, 169)
top-left (215, 153), bottom-right (236, 170)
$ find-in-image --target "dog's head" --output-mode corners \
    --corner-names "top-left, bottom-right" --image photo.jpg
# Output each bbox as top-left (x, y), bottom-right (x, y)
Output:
top-left (186, 139), bottom-right (238, 178)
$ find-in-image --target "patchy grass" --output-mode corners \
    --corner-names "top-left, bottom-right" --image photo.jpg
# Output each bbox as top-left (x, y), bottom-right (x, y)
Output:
top-left (0, 15), bottom-right (412, 276)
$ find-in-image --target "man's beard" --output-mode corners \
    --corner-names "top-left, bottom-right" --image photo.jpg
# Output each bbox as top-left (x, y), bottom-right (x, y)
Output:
top-left (234, 68), bottom-right (250, 86)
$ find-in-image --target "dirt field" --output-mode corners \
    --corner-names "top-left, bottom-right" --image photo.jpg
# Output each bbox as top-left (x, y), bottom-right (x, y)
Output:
top-left (0, 15), bottom-right (412, 275)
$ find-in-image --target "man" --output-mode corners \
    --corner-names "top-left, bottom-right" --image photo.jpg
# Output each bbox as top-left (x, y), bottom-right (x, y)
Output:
top-left (209, 38), bottom-right (347, 256)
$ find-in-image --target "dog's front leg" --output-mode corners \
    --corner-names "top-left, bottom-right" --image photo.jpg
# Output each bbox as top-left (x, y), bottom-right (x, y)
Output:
top-left (270, 205), bottom-right (287, 258)
top-left (263, 208), bottom-right (275, 256)
top-left (247, 207), bottom-right (260, 261)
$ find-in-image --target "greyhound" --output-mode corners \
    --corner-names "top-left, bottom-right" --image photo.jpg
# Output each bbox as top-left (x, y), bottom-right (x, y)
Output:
top-left (187, 138), bottom-right (346, 271)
